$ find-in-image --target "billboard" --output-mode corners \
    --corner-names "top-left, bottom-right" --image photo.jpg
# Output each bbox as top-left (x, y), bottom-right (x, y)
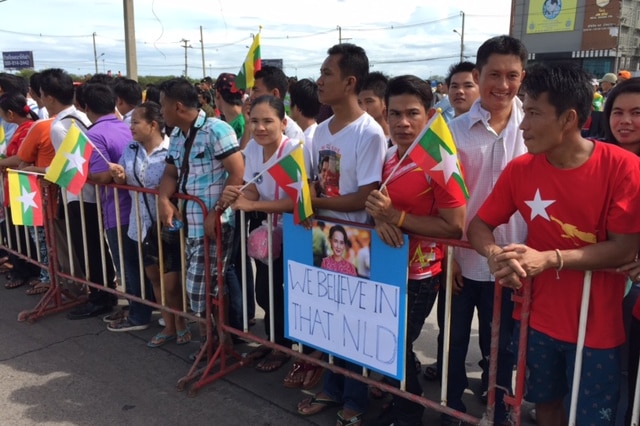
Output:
top-left (526, 0), bottom-right (578, 34)
top-left (581, 0), bottom-right (620, 50)
top-left (262, 59), bottom-right (283, 69)
top-left (2, 51), bottom-right (34, 70)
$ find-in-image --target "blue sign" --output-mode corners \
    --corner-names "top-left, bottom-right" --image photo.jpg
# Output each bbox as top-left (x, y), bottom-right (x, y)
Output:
top-left (283, 214), bottom-right (409, 380)
top-left (3, 51), bottom-right (34, 70)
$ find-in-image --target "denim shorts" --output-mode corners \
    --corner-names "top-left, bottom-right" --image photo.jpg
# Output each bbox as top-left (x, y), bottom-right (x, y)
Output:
top-left (525, 327), bottom-right (620, 425)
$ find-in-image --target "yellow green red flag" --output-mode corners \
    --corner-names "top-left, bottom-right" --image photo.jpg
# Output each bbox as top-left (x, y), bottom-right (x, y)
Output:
top-left (8, 169), bottom-right (43, 226)
top-left (233, 32), bottom-right (262, 91)
top-left (44, 121), bottom-right (93, 195)
top-left (266, 143), bottom-right (313, 224)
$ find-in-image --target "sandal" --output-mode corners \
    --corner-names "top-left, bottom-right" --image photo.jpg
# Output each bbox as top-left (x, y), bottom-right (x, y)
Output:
top-left (176, 327), bottom-right (191, 345)
top-left (245, 345), bottom-right (271, 362)
top-left (147, 333), bottom-right (176, 348)
top-left (283, 361), bottom-right (306, 388)
top-left (337, 410), bottom-right (363, 426)
top-left (255, 350), bottom-right (290, 373)
top-left (5, 278), bottom-right (27, 289)
top-left (297, 394), bottom-right (340, 416)
top-left (302, 362), bottom-right (324, 390)
top-left (26, 282), bottom-right (50, 296)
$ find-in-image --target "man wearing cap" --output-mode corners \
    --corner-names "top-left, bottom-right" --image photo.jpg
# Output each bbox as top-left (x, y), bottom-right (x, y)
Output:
top-left (200, 76), bottom-right (216, 108)
top-left (599, 72), bottom-right (617, 101)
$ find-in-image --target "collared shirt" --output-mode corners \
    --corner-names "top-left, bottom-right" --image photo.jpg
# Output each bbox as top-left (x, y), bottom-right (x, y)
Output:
top-left (50, 105), bottom-right (95, 203)
top-left (448, 97), bottom-right (528, 281)
top-left (87, 114), bottom-right (133, 230)
top-left (166, 110), bottom-right (240, 239)
top-left (120, 139), bottom-right (169, 241)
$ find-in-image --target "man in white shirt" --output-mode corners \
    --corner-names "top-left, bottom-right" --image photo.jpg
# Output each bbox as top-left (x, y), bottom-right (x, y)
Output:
top-left (443, 36), bottom-right (529, 426)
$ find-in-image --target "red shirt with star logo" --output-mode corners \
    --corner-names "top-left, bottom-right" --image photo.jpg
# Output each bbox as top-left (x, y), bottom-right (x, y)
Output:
top-left (477, 141), bottom-right (640, 348)
top-left (383, 146), bottom-right (465, 280)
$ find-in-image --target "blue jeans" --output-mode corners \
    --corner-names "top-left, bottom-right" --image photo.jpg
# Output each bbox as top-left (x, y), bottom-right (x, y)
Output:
top-left (323, 359), bottom-right (369, 413)
top-left (445, 277), bottom-right (515, 423)
top-left (390, 275), bottom-right (441, 426)
top-left (106, 228), bottom-right (152, 325)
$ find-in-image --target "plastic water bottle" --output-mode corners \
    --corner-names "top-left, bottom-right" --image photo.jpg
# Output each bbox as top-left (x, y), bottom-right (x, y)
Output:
top-left (167, 219), bottom-right (183, 232)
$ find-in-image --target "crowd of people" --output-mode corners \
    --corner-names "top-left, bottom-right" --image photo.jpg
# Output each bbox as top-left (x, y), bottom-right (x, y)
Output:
top-left (1, 33), bottom-right (640, 426)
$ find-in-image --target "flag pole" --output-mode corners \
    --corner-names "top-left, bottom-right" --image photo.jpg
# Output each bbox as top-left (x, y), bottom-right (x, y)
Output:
top-left (7, 168), bottom-right (46, 177)
top-left (72, 120), bottom-right (111, 166)
top-left (239, 141), bottom-right (301, 191)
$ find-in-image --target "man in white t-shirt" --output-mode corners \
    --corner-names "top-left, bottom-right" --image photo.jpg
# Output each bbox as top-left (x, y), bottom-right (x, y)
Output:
top-left (296, 42), bottom-right (386, 426)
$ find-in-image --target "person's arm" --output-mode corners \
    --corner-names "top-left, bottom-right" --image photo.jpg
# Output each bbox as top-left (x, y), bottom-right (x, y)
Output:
top-left (232, 183), bottom-right (295, 214)
top-left (203, 150), bottom-right (244, 238)
top-left (312, 182), bottom-right (379, 212)
top-left (88, 171), bottom-right (113, 184)
top-left (0, 155), bottom-right (22, 169)
top-left (108, 163), bottom-right (126, 185)
top-left (157, 163), bottom-right (179, 226)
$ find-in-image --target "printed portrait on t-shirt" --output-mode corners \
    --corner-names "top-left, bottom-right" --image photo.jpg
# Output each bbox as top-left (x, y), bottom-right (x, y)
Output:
top-left (312, 220), bottom-right (371, 279)
top-left (316, 150), bottom-right (340, 198)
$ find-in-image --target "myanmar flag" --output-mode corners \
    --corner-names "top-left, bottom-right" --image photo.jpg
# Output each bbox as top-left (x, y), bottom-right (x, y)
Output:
top-left (44, 121), bottom-right (93, 195)
top-left (233, 32), bottom-right (262, 91)
top-left (8, 170), bottom-right (43, 226)
top-left (0, 124), bottom-right (6, 156)
top-left (266, 143), bottom-right (313, 224)
top-left (407, 111), bottom-right (469, 203)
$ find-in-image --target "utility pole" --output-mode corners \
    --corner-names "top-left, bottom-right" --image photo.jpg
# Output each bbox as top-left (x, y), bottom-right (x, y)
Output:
top-left (123, 0), bottom-right (138, 80)
top-left (92, 32), bottom-right (98, 74)
top-left (460, 11), bottom-right (465, 63)
top-left (181, 39), bottom-right (190, 78)
top-left (337, 25), bottom-right (351, 44)
top-left (200, 26), bottom-right (206, 79)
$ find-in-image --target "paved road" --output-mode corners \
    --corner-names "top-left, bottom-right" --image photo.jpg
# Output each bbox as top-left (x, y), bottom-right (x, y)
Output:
top-left (0, 277), bottom-right (532, 426)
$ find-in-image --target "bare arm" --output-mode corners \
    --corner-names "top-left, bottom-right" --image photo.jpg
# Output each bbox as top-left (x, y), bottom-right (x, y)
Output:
top-left (313, 182), bottom-right (379, 213)
top-left (157, 163), bottom-right (179, 226)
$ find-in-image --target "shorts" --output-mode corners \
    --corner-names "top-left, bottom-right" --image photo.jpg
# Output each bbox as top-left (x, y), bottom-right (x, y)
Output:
top-left (186, 224), bottom-right (233, 314)
top-left (142, 236), bottom-right (182, 273)
top-left (525, 327), bottom-right (620, 425)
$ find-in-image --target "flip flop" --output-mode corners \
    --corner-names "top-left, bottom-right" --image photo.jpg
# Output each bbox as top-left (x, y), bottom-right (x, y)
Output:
top-left (176, 327), bottom-right (191, 345)
top-left (337, 410), bottom-right (363, 426)
top-left (26, 282), bottom-right (50, 296)
top-left (255, 351), bottom-right (290, 373)
top-left (245, 345), bottom-right (271, 362)
top-left (147, 333), bottom-right (176, 348)
top-left (4, 278), bottom-right (27, 289)
top-left (297, 394), bottom-right (340, 416)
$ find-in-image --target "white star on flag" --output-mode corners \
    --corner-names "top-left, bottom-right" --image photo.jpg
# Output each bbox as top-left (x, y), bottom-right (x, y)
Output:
top-left (525, 189), bottom-right (555, 221)
top-left (64, 146), bottom-right (87, 175)
top-left (17, 186), bottom-right (38, 214)
top-left (287, 170), bottom-right (303, 202)
top-left (430, 145), bottom-right (458, 184)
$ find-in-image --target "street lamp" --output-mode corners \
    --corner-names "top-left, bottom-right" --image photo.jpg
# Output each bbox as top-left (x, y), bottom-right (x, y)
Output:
top-left (453, 11), bottom-right (465, 63)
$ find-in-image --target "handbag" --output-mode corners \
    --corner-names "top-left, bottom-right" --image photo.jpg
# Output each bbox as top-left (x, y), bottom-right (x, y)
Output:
top-left (246, 139), bottom-right (288, 264)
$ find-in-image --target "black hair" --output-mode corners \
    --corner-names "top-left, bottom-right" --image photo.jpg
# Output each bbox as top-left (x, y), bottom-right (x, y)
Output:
top-left (476, 35), bottom-right (528, 72)
top-left (83, 83), bottom-right (116, 115)
top-left (114, 78), bottom-right (142, 106)
top-left (86, 73), bottom-right (114, 86)
top-left (40, 68), bottom-right (75, 105)
top-left (0, 92), bottom-right (39, 121)
top-left (521, 62), bottom-right (592, 129)
top-left (254, 65), bottom-right (289, 100)
top-left (158, 78), bottom-right (198, 109)
top-left (359, 71), bottom-right (389, 99)
top-left (249, 95), bottom-right (285, 120)
top-left (328, 225), bottom-right (348, 245)
top-left (385, 75), bottom-right (434, 111)
top-left (603, 77), bottom-right (640, 144)
top-left (0, 73), bottom-right (28, 96)
top-left (445, 61), bottom-right (476, 86)
top-left (145, 84), bottom-right (161, 104)
top-left (29, 73), bottom-right (43, 99)
top-left (327, 43), bottom-right (369, 93)
top-left (134, 101), bottom-right (165, 136)
top-left (198, 90), bottom-right (212, 104)
top-left (74, 84), bottom-right (86, 110)
top-left (289, 78), bottom-right (320, 118)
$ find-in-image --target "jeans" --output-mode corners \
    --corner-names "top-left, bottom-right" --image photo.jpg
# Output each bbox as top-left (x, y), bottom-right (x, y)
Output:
top-left (445, 277), bottom-right (514, 423)
top-left (390, 275), bottom-right (441, 426)
top-left (323, 359), bottom-right (369, 413)
top-left (106, 228), bottom-right (152, 325)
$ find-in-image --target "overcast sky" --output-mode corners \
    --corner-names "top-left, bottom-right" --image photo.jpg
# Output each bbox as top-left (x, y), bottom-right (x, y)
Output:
top-left (0, 0), bottom-right (512, 80)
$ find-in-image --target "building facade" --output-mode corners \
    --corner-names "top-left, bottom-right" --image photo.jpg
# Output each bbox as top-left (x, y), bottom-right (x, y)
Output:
top-left (510, 0), bottom-right (640, 77)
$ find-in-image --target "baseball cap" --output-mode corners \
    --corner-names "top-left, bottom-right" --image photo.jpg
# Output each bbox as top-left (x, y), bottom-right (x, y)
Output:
top-left (599, 73), bottom-right (617, 84)
top-left (214, 73), bottom-right (244, 96)
top-left (201, 76), bottom-right (213, 84)
top-left (618, 70), bottom-right (632, 80)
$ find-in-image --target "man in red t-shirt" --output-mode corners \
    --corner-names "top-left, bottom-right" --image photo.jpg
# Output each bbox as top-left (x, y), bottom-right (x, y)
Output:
top-left (365, 75), bottom-right (466, 426)
top-left (468, 62), bottom-right (640, 424)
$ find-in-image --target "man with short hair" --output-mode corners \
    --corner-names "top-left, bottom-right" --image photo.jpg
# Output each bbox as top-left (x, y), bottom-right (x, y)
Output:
top-left (444, 36), bottom-right (529, 426)
top-left (600, 72), bottom-right (617, 101)
top-left (468, 61), bottom-right (640, 426)
top-left (446, 61), bottom-right (480, 117)
top-left (40, 68), bottom-right (117, 319)
top-left (289, 78), bottom-right (321, 155)
top-left (114, 78), bottom-right (142, 125)
top-left (197, 90), bottom-right (215, 117)
top-left (297, 42), bottom-right (387, 426)
top-left (239, 65), bottom-right (305, 148)
top-left (357, 71), bottom-right (389, 137)
top-left (157, 78), bottom-right (244, 343)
